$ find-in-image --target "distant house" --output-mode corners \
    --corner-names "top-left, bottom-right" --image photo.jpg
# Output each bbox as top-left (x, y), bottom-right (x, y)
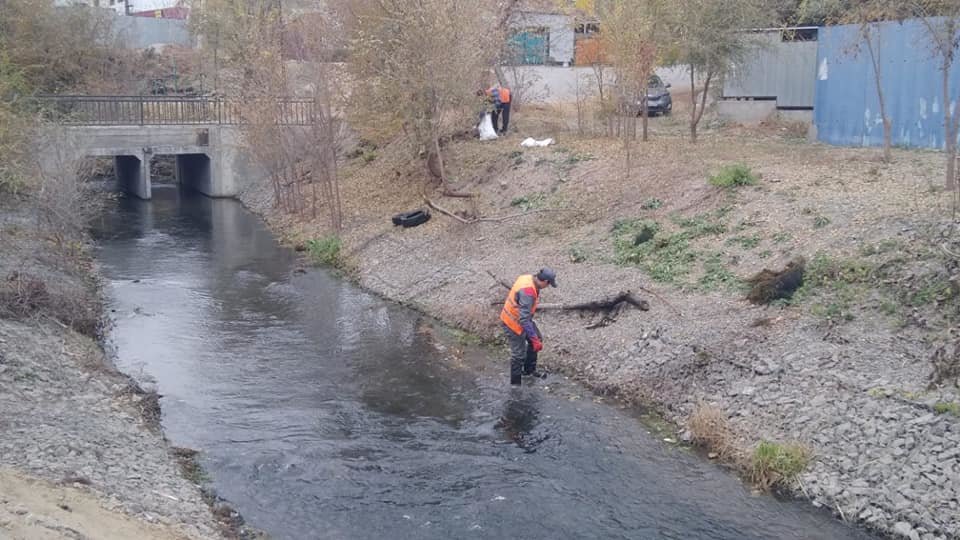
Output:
top-left (507, 2), bottom-right (575, 66)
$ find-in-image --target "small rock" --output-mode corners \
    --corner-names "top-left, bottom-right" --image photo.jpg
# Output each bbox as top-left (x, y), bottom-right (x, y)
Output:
top-left (893, 521), bottom-right (914, 538)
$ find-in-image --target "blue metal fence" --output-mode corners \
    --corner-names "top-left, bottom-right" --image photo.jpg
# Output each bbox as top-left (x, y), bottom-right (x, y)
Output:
top-left (815, 19), bottom-right (960, 150)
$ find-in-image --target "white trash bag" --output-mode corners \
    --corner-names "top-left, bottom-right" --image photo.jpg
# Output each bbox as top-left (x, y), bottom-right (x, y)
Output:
top-left (478, 113), bottom-right (498, 141)
top-left (520, 137), bottom-right (554, 147)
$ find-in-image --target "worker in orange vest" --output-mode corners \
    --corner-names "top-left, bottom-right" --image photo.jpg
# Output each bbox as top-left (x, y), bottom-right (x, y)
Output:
top-left (500, 268), bottom-right (557, 385)
top-left (486, 84), bottom-right (512, 135)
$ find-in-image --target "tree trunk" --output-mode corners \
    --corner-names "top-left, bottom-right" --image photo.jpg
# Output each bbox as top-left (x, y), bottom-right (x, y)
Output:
top-left (641, 93), bottom-right (649, 142)
top-left (694, 71), bottom-right (713, 141)
top-left (689, 65), bottom-right (697, 143)
top-left (865, 29), bottom-right (892, 162)
top-left (944, 54), bottom-right (957, 192)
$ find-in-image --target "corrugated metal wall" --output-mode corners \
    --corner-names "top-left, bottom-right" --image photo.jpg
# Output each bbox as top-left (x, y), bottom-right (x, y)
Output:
top-left (722, 32), bottom-right (818, 108)
top-left (815, 19), bottom-right (960, 149)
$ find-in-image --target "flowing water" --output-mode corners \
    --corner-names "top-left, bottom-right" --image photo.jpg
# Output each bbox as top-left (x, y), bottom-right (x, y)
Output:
top-left (94, 187), bottom-right (873, 540)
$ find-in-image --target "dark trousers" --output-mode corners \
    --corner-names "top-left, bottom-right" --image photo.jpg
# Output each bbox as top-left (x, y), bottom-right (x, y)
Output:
top-left (492, 102), bottom-right (511, 134)
top-left (505, 323), bottom-right (538, 385)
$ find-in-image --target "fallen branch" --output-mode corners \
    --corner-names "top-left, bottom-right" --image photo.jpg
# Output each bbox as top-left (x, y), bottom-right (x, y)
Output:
top-left (426, 198), bottom-right (565, 224)
top-left (487, 271), bottom-right (649, 328)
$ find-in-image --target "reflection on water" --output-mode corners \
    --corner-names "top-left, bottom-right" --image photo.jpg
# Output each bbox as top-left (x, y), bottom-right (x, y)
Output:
top-left (93, 187), bottom-right (874, 540)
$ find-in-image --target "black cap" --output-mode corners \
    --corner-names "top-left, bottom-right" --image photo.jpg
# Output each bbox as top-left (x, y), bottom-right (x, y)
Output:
top-left (536, 267), bottom-right (558, 288)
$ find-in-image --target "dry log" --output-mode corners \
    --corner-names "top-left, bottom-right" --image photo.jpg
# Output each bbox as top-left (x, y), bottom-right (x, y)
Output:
top-left (427, 198), bottom-right (564, 224)
top-left (486, 270), bottom-right (649, 328)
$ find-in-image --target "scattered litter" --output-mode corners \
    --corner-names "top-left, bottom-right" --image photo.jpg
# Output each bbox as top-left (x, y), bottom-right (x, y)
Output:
top-left (520, 137), bottom-right (554, 148)
top-left (708, 452), bottom-right (719, 459)
top-left (478, 113), bottom-right (498, 141)
top-left (470, 524), bottom-right (483, 531)
top-left (663, 438), bottom-right (676, 444)
top-left (492, 495), bottom-right (506, 501)
top-left (152, 490), bottom-right (180, 502)
top-left (403, 515), bottom-right (412, 520)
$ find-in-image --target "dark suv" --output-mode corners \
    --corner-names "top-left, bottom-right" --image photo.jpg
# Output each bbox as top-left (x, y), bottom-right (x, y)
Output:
top-left (641, 75), bottom-right (672, 116)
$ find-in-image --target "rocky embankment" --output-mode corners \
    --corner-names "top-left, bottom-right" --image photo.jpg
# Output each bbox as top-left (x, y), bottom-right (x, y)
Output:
top-left (0, 200), bottom-right (224, 539)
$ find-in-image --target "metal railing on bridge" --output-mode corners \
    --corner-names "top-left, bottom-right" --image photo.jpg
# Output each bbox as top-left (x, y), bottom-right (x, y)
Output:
top-left (35, 95), bottom-right (317, 126)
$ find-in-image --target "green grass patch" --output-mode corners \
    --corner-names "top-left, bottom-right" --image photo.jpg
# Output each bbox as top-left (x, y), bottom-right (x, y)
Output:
top-left (641, 198), bottom-right (664, 210)
top-left (791, 252), bottom-right (875, 321)
top-left (750, 441), bottom-right (811, 490)
top-left (727, 234), bottom-right (761, 250)
top-left (569, 244), bottom-right (588, 263)
top-left (813, 215), bottom-right (831, 229)
top-left (772, 231), bottom-right (792, 244)
top-left (698, 253), bottom-right (744, 292)
top-left (306, 236), bottom-right (342, 267)
top-left (613, 219), bottom-right (696, 283)
top-left (933, 401), bottom-right (960, 416)
top-left (672, 209), bottom-right (728, 238)
top-left (510, 192), bottom-right (547, 211)
top-left (709, 163), bottom-right (758, 188)
top-left (907, 280), bottom-right (954, 308)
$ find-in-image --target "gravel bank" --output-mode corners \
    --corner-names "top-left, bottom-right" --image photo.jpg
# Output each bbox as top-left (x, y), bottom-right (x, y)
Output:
top-left (0, 200), bottom-right (223, 540)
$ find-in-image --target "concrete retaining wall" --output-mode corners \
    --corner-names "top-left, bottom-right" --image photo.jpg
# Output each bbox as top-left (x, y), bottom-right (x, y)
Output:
top-left (37, 125), bottom-right (263, 200)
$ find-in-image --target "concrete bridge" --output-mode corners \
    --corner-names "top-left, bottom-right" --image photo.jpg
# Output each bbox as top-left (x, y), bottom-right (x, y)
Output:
top-left (38, 96), bottom-right (315, 199)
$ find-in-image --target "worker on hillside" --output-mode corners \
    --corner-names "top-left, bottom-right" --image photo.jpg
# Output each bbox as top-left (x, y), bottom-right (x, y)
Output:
top-left (500, 268), bottom-right (557, 385)
top-left (486, 84), bottom-right (512, 135)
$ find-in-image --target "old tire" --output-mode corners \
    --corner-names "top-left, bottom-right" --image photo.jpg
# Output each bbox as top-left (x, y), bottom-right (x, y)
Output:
top-left (392, 209), bottom-right (431, 228)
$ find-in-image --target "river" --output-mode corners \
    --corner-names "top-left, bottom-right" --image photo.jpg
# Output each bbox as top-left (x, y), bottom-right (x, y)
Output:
top-left (93, 187), bottom-right (873, 540)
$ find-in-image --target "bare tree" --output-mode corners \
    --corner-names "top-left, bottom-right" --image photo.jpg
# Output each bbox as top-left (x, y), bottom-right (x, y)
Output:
top-left (595, 0), bottom-right (665, 144)
top-left (911, 0), bottom-right (960, 196)
top-left (666, 0), bottom-right (774, 142)
top-left (337, 0), bottom-right (506, 197)
top-left (191, 0), bottom-right (344, 230)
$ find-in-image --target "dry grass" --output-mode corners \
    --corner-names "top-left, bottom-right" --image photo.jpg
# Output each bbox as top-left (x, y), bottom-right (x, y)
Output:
top-left (689, 403), bottom-right (812, 492)
top-left (687, 402), bottom-right (743, 461)
top-left (0, 270), bottom-right (102, 337)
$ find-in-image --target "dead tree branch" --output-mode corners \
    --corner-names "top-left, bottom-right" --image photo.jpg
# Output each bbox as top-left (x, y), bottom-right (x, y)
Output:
top-left (426, 198), bottom-right (564, 224)
top-left (487, 271), bottom-right (650, 328)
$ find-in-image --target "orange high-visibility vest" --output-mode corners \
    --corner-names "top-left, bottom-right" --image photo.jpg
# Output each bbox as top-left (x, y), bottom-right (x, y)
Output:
top-left (499, 87), bottom-right (511, 104)
top-left (500, 274), bottom-right (538, 335)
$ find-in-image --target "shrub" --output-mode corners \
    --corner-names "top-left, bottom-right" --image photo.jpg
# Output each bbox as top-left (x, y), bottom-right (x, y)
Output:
top-left (569, 244), bottom-right (588, 263)
top-left (641, 198), bottom-right (664, 210)
top-left (933, 401), bottom-right (960, 416)
top-left (687, 403), bottom-right (740, 460)
top-left (306, 236), bottom-right (342, 267)
top-left (750, 441), bottom-right (811, 491)
top-left (709, 164), bottom-right (758, 188)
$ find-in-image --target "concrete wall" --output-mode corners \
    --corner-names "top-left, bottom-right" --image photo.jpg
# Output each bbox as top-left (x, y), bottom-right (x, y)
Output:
top-left (716, 100), bottom-right (777, 125)
top-left (509, 12), bottom-right (575, 66)
top-left (503, 65), bottom-right (693, 104)
top-left (38, 125), bottom-right (262, 200)
top-left (112, 12), bottom-right (191, 48)
top-left (114, 154), bottom-right (149, 198)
